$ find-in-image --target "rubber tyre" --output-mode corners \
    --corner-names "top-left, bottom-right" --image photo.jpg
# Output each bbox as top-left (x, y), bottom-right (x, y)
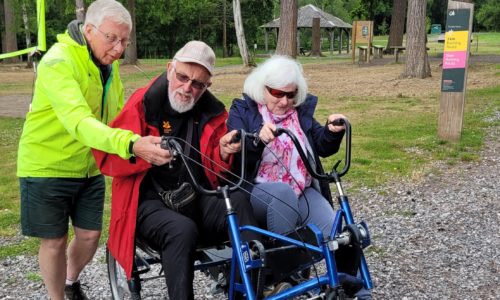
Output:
top-left (107, 247), bottom-right (132, 300)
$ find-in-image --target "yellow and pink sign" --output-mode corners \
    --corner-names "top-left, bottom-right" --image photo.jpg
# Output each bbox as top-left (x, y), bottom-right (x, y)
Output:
top-left (441, 9), bottom-right (472, 92)
top-left (442, 30), bottom-right (469, 69)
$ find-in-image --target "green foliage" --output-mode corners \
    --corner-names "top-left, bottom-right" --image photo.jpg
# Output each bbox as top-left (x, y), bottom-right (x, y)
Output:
top-left (477, 0), bottom-right (500, 31)
top-left (5, 0), bottom-right (500, 61)
top-left (377, 18), bottom-right (388, 35)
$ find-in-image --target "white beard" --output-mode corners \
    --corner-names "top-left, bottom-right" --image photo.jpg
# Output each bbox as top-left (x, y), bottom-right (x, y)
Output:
top-left (168, 86), bottom-right (196, 113)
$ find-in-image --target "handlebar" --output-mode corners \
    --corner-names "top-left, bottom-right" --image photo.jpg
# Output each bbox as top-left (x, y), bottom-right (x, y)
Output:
top-left (159, 117), bottom-right (351, 195)
top-left (160, 130), bottom-right (254, 196)
top-left (274, 118), bottom-right (351, 180)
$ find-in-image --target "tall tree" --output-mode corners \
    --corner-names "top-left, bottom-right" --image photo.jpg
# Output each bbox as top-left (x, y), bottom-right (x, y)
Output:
top-left (477, 0), bottom-right (500, 31)
top-left (310, 17), bottom-right (322, 57)
top-left (222, 0), bottom-right (228, 57)
top-left (21, 0), bottom-right (31, 67)
top-left (75, 0), bottom-right (85, 22)
top-left (401, 0), bottom-right (431, 78)
top-left (276, 0), bottom-right (297, 57)
top-left (2, 0), bottom-right (18, 63)
top-left (123, 0), bottom-right (137, 65)
top-left (233, 0), bottom-right (251, 67)
top-left (1, 0), bottom-right (5, 54)
top-left (386, 0), bottom-right (407, 54)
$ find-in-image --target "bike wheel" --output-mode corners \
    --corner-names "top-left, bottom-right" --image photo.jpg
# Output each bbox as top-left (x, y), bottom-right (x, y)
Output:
top-left (107, 247), bottom-right (133, 300)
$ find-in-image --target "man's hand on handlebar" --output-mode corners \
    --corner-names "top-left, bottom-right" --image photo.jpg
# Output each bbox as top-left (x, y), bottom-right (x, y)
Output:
top-left (219, 130), bottom-right (242, 162)
top-left (132, 136), bottom-right (173, 166)
top-left (327, 114), bottom-right (347, 133)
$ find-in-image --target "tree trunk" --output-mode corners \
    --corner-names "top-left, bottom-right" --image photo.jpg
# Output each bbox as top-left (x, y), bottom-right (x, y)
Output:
top-left (401, 0), bottom-right (431, 79)
top-left (3, 0), bottom-right (18, 63)
top-left (222, 0), bottom-right (227, 58)
top-left (232, 0), bottom-right (252, 67)
top-left (310, 17), bottom-right (322, 57)
top-left (276, 0), bottom-right (297, 58)
top-left (198, 15), bottom-right (202, 40)
top-left (0, 0), bottom-right (5, 54)
top-left (386, 0), bottom-right (407, 54)
top-left (75, 0), bottom-right (85, 22)
top-left (21, 1), bottom-right (32, 67)
top-left (123, 0), bottom-right (138, 65)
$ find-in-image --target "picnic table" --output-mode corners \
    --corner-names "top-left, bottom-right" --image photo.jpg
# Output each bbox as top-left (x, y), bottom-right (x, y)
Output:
top-left (357, 45), bottom-right (368, 62)
top-left (372, 45), bottom-right (384, 58)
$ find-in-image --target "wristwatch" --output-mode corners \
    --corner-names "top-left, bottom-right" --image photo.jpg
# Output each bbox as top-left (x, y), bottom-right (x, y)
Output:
top-left (128, 140), bottom-right (135, 156)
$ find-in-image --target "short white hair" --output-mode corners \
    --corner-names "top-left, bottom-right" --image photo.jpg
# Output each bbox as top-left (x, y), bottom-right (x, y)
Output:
top-left (84, 0), bottom-right (132, 30)
top-left (243, 55), bottom-right (308, 106)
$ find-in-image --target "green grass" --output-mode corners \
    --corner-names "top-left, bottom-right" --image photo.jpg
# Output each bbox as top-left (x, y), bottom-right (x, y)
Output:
top-left (0, 82), bottom-right (33, 95)
top-left (0, 118), bottom-right (24, 238)
top-left (26, 272), bottom-right (43, 282)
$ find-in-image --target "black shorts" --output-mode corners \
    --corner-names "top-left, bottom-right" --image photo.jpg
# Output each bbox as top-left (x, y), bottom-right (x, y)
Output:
top-left (20, 175), bottom-right (105, 238)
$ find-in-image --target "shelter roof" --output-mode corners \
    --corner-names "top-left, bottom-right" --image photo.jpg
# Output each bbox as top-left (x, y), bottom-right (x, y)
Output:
top-left (260, 4), bottom-right (352, 29)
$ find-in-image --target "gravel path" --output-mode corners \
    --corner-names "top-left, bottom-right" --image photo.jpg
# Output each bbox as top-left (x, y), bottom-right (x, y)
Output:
top-left (1, 117), bottom-right (498, 299)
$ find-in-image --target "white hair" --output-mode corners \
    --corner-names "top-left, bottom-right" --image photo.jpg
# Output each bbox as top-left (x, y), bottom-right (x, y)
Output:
top-left (243, 55), bottom-right (308, 106)
top-left (84, 0), bottom-right (132, 31)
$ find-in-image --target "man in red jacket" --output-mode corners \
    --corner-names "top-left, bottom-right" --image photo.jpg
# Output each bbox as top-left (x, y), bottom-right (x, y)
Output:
top-left (93, 41), bottom-right (258, 300)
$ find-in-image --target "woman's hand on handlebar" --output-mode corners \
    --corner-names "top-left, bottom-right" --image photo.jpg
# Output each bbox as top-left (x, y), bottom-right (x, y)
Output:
top-left (219, 130), bottom-right (242, 162)
top-left (327, 114), bottom-right (347, 133)
top-left (259, 122), bottom-right (277, 144)
top-left (133, 136), bottom-right (173, 166)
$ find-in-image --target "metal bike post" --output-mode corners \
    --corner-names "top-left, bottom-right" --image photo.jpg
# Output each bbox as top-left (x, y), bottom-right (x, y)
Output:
top-left (221, 187), bottom-right (256, 300)
top-left (338, 195), bottom-right (373, 289)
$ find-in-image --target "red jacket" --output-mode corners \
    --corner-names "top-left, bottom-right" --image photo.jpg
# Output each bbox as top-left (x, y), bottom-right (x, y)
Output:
top-left (93, 74), bottom-right (231, 279)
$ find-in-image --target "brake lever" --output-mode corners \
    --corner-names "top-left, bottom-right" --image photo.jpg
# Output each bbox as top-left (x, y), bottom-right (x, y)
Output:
top-left (333, 160), bottom-right (342, 172)
top-left (160, 136), bottom-right (178, 168)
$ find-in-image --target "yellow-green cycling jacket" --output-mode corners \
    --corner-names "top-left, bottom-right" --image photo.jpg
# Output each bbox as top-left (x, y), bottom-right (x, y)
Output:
top-left (17, 25), bottom-right (139, 178)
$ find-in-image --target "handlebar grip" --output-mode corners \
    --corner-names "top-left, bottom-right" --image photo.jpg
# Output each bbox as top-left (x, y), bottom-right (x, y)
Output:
top-left (273, 128), bottom-right (285, 137)
top-left (229, 130), bottom-right (242, 144)
top-left (329, 118), bottom-right (345, 126)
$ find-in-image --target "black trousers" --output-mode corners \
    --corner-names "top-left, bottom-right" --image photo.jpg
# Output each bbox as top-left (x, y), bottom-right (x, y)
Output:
top-left (136, 190), bottom-right (258, 300)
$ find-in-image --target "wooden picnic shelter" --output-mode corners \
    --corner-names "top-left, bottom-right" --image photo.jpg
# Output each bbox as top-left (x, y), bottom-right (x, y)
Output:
top-left (260, 4), bottom-right (352, 54)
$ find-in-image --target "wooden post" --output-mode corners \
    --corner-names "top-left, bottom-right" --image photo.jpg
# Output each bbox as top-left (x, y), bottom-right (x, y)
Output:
top-left (264, 29), bottom-right (269, 53)
top-left (339, 28), bottom-right (343, 54)
top-left (346, 28), bottom-right (349, 54)
top-left (329, 29), bottom-right (334, 55)
top-left (367, 21), bottom-right (373, 63)
top-left (437, 1), bottom-right (474, 141)
top-left (297, 29), bottom-right (300, 55)
top-left (351, 21), bottom-right (357, 63)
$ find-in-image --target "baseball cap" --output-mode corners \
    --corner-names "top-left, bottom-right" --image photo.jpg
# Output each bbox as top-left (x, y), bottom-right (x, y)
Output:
top-left (173, 41), bottom-right (215, 75)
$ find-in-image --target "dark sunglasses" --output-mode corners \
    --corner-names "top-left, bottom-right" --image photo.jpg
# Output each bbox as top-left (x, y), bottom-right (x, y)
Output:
top-left (173, 67), bottom-right (210, 90)
top-left (266, 86), bottom-right (298, 99)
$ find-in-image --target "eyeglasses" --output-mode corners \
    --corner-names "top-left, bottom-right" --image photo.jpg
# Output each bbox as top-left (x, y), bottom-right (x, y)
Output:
top-left (92, 25), bottom-right (131, 47)
top-left (173, 67), bottom-right (210, 90)
top-left (266, 86), bottom-right (298, 99)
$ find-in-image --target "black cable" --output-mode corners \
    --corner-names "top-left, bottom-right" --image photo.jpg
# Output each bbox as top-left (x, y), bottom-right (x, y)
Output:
top-left (163, 136), bottom-right (324, 284)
